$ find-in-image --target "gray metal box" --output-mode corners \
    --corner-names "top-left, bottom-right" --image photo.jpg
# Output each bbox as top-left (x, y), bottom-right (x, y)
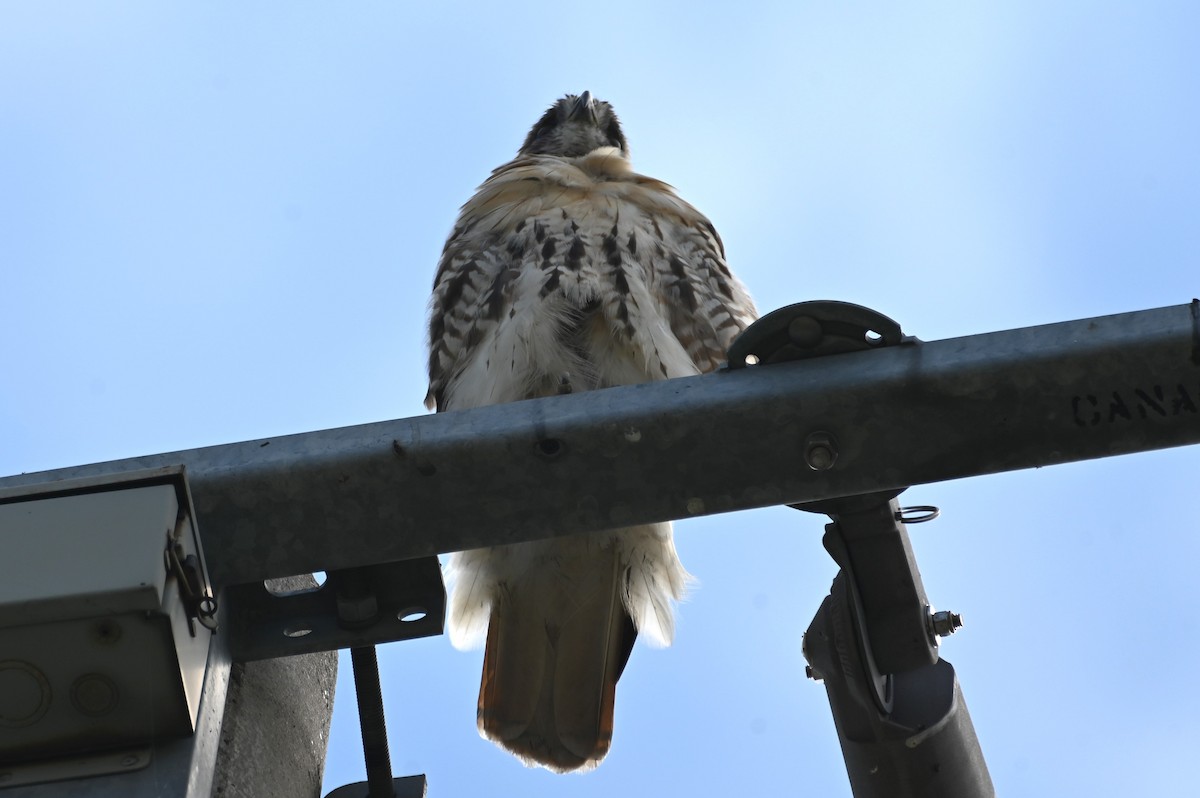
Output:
top-left (0, 469), bottom-right (212, 764)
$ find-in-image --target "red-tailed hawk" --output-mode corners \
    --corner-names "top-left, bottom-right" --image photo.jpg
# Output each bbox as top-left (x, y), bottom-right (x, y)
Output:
top-left (426, 92), bottom-right (757, 772)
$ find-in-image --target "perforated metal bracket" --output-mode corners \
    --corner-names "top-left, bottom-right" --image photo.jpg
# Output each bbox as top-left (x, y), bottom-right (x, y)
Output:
top-left (726, 300), bottom-right (914, 368)
top-left (225, 558), bottom-right (445, 662)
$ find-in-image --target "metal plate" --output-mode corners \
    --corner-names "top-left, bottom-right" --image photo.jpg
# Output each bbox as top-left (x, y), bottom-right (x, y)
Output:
top-left (324, 774), bottom-right (427, 798)
top-left (0, 746), bottom-right (150, 789)
top-left (226, 558), bottom-right (445, 662)
top-left (726, 300), bottom-right (906, 368)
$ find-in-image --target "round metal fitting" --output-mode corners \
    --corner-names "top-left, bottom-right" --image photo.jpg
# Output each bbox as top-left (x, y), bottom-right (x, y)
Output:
top-left (71, 673), bottom-right (120, 717)
top-left (928, 609), bottom-right (964, 638)
top-left (0, 661), bottom-right (52, 728)
top-left (804, 432), bottom-right (838, 471)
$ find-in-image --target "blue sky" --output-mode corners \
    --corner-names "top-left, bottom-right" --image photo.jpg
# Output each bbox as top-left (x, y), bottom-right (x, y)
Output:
top-left (2, 2), bottom-right (1198, 795)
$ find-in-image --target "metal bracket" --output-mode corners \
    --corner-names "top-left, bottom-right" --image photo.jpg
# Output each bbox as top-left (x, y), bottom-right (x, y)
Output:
top-left (729, 302), bottom-right (992, 796)
top-left (814, 495), bottom-right (940, 671)
top-left (325, 775), bottom-right (427, 798)
top-left (165, 536), bottom-right (218, 637)
top-left (0, 747), bottom-right (152, 790)
top-left (225, 558), bottom-right (446, 662)
top-left (730, 301), bottom-right (940, 677)
top-left (726, 300), bottom-right (912, 368)
top-left (800, 493), bottom-right (939, 716)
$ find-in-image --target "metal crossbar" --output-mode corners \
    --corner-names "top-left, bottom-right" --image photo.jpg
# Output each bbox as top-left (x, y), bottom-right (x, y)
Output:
top-left (3, 301), bottom-right (1197, 589)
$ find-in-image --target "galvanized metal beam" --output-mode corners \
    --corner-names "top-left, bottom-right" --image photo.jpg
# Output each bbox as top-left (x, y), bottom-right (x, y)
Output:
top-left (2, 301), bottom-right (1198, 588)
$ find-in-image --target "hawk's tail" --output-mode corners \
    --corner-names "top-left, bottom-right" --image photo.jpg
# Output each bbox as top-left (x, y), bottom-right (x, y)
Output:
top-left (476, 542), bottom-right (637, 772)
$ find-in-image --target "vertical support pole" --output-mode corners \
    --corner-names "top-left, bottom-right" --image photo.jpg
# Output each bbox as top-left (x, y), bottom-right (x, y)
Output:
top-left (211, 575), bottom-right (338, 798)
top-left (212, 649), bottom-right (338, 797)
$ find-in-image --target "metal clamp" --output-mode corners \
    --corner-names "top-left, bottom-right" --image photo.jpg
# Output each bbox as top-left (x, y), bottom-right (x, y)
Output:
top-left (726, 300), bottom-right (912, 368)
top-left (729, 302), bottom-right (991, 796)
top-left (164, 537), bottom-right (218, 636)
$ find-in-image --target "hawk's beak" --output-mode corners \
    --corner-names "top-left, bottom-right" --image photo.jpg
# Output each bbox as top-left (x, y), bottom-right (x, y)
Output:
top-left (569, 91), bottom-right (597, 124)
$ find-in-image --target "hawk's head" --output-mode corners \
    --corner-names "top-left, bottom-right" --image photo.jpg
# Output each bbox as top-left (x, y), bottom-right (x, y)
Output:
top-left (519, 92), bottom-right (629, 159)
